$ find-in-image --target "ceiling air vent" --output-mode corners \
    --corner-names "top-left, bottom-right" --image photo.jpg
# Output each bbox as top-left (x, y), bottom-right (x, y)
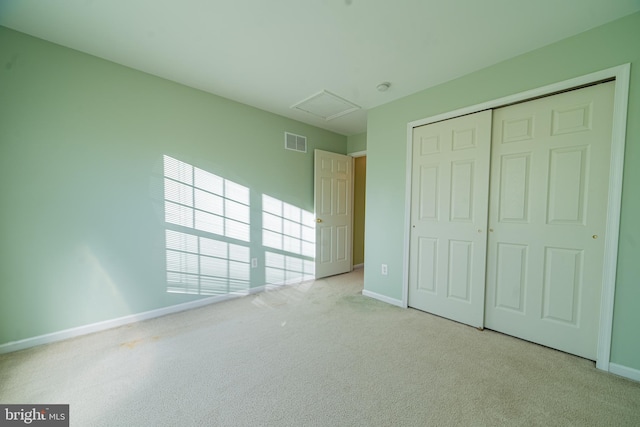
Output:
top-left (285, 132), bottom-right (307, 153)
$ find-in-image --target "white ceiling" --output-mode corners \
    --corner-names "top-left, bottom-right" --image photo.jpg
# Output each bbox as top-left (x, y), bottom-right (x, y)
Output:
top-left (1, 0), bottom-right (639, 136)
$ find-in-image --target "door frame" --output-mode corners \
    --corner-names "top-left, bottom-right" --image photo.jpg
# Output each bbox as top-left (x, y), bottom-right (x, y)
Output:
top-left (401, 64), bottom-right (631, 372)
top-left (349, 150), bottom-right (367, 270)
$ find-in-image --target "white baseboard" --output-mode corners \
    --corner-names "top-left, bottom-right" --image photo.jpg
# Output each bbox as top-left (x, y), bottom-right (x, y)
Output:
top-left (609, 362), bottom-right (640, 382)
top-left (0, 290), bottom-right (258, 355)
top-left (249, 286), bottom-right (266, 295)
top-left (0, 280), bottom-right (312, 355)
top-left (352, 263), bottom-right (364, 270)
top-left (261, 277), bottom-right (315, 291)
top-left (362, 289), bottom-right (404, 307)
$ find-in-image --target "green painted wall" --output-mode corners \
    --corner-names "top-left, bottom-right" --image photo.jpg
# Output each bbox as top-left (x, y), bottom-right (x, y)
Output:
top-left (0, 27), bottom-right (346, 345)
top-left (364, 12), bottom-right (640, 371)
top-left (347, 132), bottom-right (367, 154)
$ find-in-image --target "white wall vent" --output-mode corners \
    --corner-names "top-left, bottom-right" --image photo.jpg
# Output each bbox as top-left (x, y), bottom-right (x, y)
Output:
top-left (285, 132), bottom-right (307, 153)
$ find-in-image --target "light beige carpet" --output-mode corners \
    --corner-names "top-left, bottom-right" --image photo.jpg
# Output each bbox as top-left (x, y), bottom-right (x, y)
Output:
top-left (1, 269), bottom-right (639, 426)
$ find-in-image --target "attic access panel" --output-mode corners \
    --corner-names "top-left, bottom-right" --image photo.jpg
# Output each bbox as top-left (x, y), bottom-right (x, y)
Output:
top-left (291, 90), bottom-right (360, 121)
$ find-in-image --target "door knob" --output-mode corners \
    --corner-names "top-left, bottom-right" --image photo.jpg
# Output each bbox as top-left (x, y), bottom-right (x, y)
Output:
top-left (316, 218), bottom-right (323, 223)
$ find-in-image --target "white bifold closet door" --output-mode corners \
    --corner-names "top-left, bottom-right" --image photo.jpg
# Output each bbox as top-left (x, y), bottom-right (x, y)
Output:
top-left (408, 81), bottom-right (615, 360)
top-left (408, 110), bottom-right (492, 329)
top-left (485, 81), bottom-right (615, 360)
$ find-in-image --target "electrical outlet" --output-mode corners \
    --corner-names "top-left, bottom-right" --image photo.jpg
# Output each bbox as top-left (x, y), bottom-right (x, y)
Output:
top-left (381, 264), bottom-right (388, 275)
top-left (251, 258), bottom-right (258, 268)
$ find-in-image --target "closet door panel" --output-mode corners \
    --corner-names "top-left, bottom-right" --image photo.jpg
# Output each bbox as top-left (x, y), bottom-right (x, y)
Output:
top-left (408, 110), bottom-right (492, 328)
top-left (485, 82), bottom-right (615, 360)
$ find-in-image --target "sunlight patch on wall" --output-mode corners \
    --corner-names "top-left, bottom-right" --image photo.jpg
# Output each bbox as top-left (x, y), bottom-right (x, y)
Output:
top-left (163, 155), bottom-right (251, 295)
top-left (262, 194), bottom-right (315, 286)
top-left (164, 155), bottom-right (250, 242)
top-left (265, 251), bottom-right (315, 286)
top-left (165, 230), bottom-right (250, 295)
top-left (262, 194), bottom-right (315, 257)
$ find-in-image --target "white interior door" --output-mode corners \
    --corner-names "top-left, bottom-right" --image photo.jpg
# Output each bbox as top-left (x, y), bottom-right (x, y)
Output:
top-left (485, 82), bottom-right (615, 359)
top-left (408, 110), bottom-right (492, 328)
top-left (314, 149), bottom-right (353, 279)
